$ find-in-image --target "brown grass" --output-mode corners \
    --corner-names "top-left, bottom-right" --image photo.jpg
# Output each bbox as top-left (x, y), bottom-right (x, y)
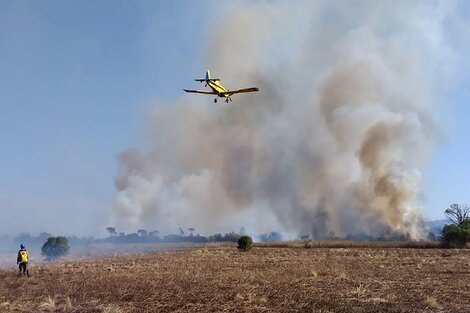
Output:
top-left (0, 243), bottom-right (469, 312)
top-left (254, 240), bottom-right (442, 249)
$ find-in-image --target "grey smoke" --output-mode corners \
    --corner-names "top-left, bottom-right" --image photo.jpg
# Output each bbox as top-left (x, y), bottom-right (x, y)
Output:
top-left (113, 1), bottom-right (460, 239)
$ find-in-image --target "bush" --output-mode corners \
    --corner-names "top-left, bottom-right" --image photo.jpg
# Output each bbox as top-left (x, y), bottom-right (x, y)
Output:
top-left (41, 236), bottom-right (70, 260)
top-left (302, 236), bottom-right (313, 249)
top-left (237, 235), bottom-right (253, 251)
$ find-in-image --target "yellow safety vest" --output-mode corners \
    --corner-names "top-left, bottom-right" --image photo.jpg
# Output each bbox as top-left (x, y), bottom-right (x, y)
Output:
top-left (19, 249), bottom-right (28, 263)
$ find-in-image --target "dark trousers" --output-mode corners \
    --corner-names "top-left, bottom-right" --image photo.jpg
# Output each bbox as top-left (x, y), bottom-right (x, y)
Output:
top-left (18, 262), bottom-right (29, 276)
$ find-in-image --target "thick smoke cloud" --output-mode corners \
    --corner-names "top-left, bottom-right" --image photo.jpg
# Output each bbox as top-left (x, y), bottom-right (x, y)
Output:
top-left (113, 1), bottom-right (458, 239)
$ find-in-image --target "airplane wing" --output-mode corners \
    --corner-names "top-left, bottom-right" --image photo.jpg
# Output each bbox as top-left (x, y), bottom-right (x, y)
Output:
top-left (183, 89), bottom-right (217, 95)
top-left (220, 87), bottom-right (259, 96)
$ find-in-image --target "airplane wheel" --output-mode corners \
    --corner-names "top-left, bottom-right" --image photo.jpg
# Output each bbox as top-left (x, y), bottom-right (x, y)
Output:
top-left (214, 98), bottom-right (217, 103)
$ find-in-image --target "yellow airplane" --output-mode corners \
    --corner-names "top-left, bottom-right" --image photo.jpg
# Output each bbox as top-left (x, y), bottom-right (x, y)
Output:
top-left (184, 69), bottom-right (259, 103)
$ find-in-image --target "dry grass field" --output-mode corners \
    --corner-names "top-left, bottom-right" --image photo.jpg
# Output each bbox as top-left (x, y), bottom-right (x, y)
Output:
top-left (0, 243), bottom-right (469, 312)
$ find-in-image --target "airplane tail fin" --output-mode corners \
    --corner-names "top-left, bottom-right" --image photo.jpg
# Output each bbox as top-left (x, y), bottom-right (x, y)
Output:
top-left (195, 69), bottom-right (220, 83)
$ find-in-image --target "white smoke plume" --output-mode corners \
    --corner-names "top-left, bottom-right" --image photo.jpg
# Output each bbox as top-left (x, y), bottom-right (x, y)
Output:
top-left (113, 1), bottom-right (459, 239)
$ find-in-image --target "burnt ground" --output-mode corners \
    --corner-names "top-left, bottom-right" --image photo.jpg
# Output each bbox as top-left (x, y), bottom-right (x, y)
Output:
top-left (0, 245), bottom-right (469, 312)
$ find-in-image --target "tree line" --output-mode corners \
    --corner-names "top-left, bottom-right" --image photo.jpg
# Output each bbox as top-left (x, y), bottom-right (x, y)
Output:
top-left (3, 203), bottom-right (470, 249)
top-left (101, 227), bottom-right (283, 244)
top-left (0, 228), bottom-right (283, 249)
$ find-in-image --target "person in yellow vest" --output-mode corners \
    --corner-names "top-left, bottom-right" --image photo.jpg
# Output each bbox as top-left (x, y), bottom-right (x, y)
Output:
top-left (17, 244), bottom-right (29, 276)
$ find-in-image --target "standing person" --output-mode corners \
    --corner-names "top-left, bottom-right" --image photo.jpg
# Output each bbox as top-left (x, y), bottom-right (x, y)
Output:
top-left (17, 244), bottom-right (29, 276)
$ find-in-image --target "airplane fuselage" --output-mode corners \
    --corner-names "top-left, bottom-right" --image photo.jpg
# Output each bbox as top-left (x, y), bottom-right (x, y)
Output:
top-left (207, 80), bottom-right (229, 98)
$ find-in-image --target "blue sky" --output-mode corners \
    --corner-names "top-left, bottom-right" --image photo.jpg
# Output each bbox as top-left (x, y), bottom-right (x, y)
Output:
top-left (425, 85), bottom-right (470, 219)
top-left (0, 1), bottom-right (469, 236)
top-left (0, 1), bottom-right (216, 235)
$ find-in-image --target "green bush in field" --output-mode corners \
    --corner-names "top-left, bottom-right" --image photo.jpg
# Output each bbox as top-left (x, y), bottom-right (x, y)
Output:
top-left (237, 235), bottom-right (253, 252)
top-left (41, 236), bottom-right (70, 260)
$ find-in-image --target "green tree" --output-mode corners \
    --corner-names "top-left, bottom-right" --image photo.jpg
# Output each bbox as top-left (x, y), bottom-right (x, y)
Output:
top-left (441, 204), bottom-right (470, 248)
top-left (105, 227), bottom-right (116, 237)
top-left (237, 235), bottom-right (253, 252)
top-left (137, 229), bottom-right (148, 237)
top-left (41, 236), bottom-right (70, 260)
top-left (188, 228), bottom-right (195, 236)
top-left (148, 230), bottom-right (159, 237)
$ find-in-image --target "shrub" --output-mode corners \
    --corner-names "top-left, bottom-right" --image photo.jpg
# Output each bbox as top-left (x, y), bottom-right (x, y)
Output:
top-left (301, 235), bottom-right (313, 248)
top-left (237, 235), bottom-right (253, 251)
top-left (41, 236), bottom-right (70, 260)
